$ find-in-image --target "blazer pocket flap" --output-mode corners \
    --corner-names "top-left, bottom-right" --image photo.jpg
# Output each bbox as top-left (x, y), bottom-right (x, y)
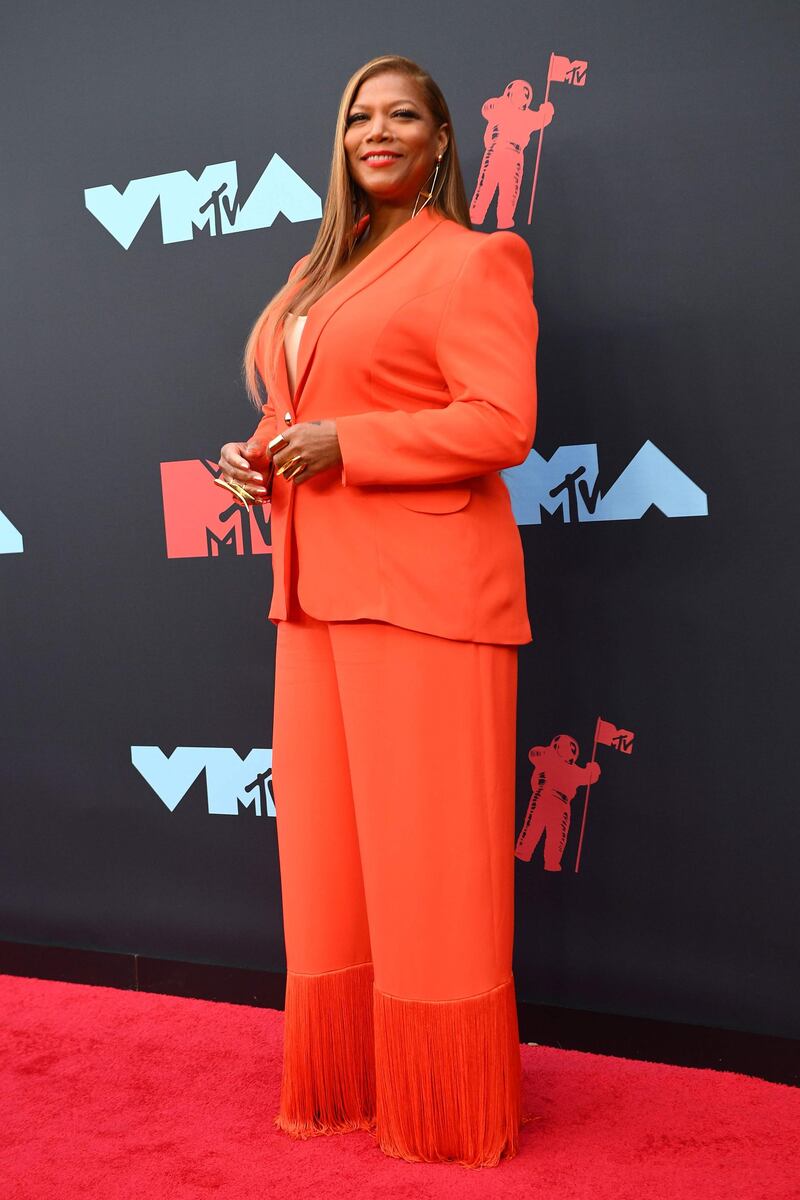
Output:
top-left (391, 484), bottom-right (472, 513)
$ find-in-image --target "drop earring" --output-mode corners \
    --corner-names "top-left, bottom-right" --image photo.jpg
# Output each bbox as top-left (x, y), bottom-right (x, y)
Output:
top-left (412, 152), bottom-right (444, 218)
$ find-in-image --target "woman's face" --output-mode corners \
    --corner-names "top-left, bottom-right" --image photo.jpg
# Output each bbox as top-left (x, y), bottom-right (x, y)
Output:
top-left (344, 71), bottom-right (448, 209)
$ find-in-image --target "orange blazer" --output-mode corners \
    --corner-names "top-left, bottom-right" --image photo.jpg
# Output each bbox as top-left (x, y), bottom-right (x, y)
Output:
top-left (249, 204), bottom-right (538, 645)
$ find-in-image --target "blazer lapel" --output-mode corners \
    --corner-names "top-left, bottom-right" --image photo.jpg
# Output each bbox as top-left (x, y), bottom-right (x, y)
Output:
top-left (290, 205), bottom-right (445, 413)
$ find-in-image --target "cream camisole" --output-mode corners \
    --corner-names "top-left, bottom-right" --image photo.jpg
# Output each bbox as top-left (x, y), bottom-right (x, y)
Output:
top-left (283, 311), bottom-right (308, 399)
top-left (283, 220), bottom-right (370, 395)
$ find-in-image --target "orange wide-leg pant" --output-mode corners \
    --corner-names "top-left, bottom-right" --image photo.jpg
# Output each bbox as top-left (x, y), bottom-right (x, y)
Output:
top-left (270, 544), bottom-right (522, 1168)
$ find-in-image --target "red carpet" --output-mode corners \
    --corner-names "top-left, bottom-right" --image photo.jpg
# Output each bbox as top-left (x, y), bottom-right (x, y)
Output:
top-left (0, 974), bottom-right (796, 1199)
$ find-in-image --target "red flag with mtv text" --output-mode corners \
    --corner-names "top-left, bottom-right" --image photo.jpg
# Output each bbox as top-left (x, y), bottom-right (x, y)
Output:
top-left (595, 718), bottom-right (635, 754)
top-left (548, 55), bottom-right (589, 86)
top-left (574, 716), bottom-right (635, 872)
top-left (527, 52), bottom-right (589, 225)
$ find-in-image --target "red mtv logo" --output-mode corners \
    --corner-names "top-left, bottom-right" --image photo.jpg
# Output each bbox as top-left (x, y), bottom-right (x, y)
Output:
top-left (161, 459), bottom-right (271, 559)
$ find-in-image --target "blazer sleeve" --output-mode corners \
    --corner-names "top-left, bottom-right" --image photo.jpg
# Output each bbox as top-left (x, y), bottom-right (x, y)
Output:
top-left (246, 254), bottom-right (308, 452)
top-left (335, 232), bottom-right (538, 487)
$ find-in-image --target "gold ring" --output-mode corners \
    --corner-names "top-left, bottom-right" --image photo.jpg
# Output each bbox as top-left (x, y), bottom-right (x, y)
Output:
top-left (276, 455), bottom-right (303, 477)
top-left (213, 477), bottom-right (256, 505)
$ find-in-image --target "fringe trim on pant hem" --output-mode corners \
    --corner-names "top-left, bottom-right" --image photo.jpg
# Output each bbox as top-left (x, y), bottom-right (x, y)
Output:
top-left (274, 960), bottom-right (377, 1139)
top-left (373, 974), bottom-right (522, 1168)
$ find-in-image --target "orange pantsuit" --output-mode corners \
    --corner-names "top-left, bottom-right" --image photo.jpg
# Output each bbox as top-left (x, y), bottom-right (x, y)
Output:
top-left (250, 206), bottom-right (538, 1167)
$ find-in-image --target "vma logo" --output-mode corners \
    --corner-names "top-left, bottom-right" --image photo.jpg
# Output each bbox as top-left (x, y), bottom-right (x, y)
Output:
top-left (85, 154), bottom-right (321, 249)
top-left (503, 440), bottom-right (708, 524)
top-left (132, 746), bottom-right (274, 816)
top-left (161, 459), bottom-right (271, 559)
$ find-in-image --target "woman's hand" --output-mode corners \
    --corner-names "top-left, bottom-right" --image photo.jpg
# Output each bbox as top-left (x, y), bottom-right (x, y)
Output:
top-left (218, 441), bottom-right (271, 501)
top-left (268, 420), bottom-right (342, 485)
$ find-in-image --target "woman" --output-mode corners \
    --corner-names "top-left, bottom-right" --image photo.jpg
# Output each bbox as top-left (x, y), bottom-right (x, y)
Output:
top-left (218, 54), bottom-right (538, 1169)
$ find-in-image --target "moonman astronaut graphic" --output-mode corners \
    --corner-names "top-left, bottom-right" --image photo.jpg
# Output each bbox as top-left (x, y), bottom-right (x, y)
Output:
top-left (470, 80), bottom-right (555, 229)
top-left (515, 734), bottom-right (601, 871)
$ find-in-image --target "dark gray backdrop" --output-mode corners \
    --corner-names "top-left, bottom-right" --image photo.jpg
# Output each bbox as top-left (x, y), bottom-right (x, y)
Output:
top-left (1, 0), bottom-right (798, 1039)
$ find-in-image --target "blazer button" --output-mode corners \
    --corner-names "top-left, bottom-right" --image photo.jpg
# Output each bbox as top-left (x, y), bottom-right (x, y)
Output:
top-left (284, 411), bottom-right (292, 424)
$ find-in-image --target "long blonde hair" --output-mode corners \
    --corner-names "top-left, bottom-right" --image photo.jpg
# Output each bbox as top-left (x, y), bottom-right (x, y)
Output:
top-left (242, 54), bottom-right (472, 410)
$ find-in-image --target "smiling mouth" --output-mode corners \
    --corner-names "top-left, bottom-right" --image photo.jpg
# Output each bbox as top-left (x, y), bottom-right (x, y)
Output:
top-left (362, 152), bottom-right (402, 162)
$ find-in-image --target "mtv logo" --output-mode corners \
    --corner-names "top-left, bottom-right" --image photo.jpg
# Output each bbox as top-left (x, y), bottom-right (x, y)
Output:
top-left (550, 56), bottom-right (589, 86)
top-left (161, 459), bottom-right (271, 558)
top-left (131, 746), bottom-right (275, 816)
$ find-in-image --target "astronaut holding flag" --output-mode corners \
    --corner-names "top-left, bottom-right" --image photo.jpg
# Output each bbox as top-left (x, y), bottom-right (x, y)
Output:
top-left (515, 734), bottom-right (601, 872)
top-left (515, 716), bottom-right (634, 872)
top-left (469, 80), bottom-right (554, 228)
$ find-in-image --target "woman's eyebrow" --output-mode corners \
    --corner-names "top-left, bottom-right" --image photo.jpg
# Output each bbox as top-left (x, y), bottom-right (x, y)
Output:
top-left (348, 99), bottom-right (420, 111)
